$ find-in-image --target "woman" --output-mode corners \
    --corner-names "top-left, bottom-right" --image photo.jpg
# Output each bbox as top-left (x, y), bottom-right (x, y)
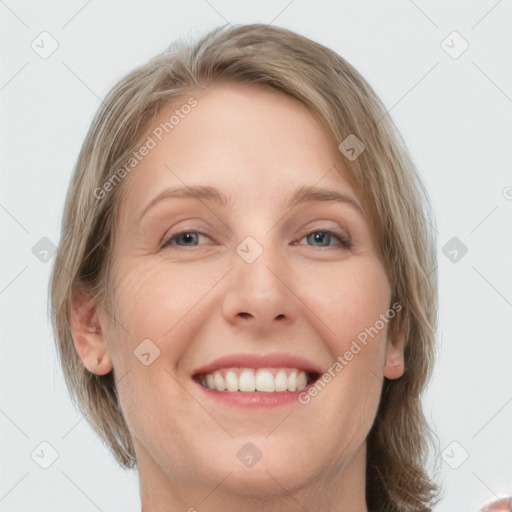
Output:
top-left (49, 23), bottom-right (441, 511)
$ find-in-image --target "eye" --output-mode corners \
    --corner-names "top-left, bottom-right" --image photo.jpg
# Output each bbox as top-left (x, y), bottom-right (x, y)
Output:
top-left (160, 228), bottom-right (352, 250)
top-left (295, 229), bottom-right (352, 249)
top-left (161, 230), bottom-right (213, 249)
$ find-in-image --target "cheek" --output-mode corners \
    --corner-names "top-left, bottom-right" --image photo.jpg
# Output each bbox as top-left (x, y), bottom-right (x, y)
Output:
top-left (301, 258), bottom-right (391, 351)
top-left (109, 254), bottom-right (391, 365)
top-left (105, 253), bottom-right (391, 475)
top-left (295, 260), bottom-right (390, 449)
top-left (108, 258), bottom-right (225, 361)
top-left (105, 258), bottom-right (222, 477)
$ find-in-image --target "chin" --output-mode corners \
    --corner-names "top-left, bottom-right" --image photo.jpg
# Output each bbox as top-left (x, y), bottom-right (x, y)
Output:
top-left (210, 465), bottom-right (309, 498)
top-left (196, 443), bottom-right (318, 497)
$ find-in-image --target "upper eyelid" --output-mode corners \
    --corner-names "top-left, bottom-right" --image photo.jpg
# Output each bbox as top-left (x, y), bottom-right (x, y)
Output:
top-left (162, 221), bottom-right (349, 238)
top-left (161, 217), bottom-right (350, 235)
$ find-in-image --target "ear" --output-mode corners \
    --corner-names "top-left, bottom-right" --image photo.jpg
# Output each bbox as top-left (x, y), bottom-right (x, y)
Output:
top-left (69, 288), bottom-right (113, 376)
top-left (382, 326), bottom-right (405, 380)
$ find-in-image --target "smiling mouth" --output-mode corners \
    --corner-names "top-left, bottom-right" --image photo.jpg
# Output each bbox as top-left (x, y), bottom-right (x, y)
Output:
top-left (193, 367), bottom-right (321, 393)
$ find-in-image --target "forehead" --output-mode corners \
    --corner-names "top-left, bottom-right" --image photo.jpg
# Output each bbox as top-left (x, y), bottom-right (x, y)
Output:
top-left (117, 82), bottom-right (361, 220)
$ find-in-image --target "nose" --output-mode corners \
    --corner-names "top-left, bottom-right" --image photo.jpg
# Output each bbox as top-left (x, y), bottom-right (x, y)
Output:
top-left (221, 239), bottom-right (300, 332)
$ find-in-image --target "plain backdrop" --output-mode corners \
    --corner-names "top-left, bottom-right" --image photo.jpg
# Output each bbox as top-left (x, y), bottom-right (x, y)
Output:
top-left (1, 1), bottom-right (511, 511)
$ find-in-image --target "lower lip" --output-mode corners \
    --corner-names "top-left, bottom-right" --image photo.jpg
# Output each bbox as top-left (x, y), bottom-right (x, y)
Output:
top-left (194, 380), bottom-right (312, 408)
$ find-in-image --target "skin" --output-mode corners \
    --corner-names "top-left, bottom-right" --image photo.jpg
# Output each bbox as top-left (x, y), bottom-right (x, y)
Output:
top-left (70, 82), bottom-right (405, 511)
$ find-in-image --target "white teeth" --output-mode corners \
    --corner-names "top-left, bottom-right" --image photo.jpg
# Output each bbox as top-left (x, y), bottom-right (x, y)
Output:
top-left (199, 368), bottom-right (311, 392)
top-left (225, 370), bottom-right (238, 392)
top-left (239, 369), bottom-right (256, 392)
top-left (287, 372), bottom-right (297, 392)
top-left (274, 370), bottom-right (288, 392)
top-left (213, 372), bottom-right (226, 391)
top-left (255, 369), bottom-right (274, 392)
top-left (296, 371), bottom-right (307, 390)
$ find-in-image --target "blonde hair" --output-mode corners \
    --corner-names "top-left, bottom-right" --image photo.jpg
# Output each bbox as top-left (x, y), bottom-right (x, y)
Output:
top-left (49, 23), bottom-right (441, 511)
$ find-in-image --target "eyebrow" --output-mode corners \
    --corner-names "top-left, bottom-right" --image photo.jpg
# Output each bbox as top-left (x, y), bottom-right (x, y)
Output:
top-left (138, 184), bottom-right (364, 223)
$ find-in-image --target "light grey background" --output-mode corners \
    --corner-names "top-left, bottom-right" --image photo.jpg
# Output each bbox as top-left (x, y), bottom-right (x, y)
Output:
top-left (1, 1), bottom-right (511, 510)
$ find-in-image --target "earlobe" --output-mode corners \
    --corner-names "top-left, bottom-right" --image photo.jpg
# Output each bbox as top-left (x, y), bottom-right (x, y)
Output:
top-left (69, 288), bottom-right (113, 376)
top-left (382, 329), bottom-right (406, 380)
top-left (91, 353), bottom-right (113, 376)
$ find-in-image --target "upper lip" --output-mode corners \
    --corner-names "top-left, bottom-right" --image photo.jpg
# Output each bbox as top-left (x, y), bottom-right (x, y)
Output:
top-left (192, 352), bottom-right (323, 377)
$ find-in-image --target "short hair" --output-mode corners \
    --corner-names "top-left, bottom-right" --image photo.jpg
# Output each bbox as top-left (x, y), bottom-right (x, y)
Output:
top-left (49, 23), bottom-right (441, 511)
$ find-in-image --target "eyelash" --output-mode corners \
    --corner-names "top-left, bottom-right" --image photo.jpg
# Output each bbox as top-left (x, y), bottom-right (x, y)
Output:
top-left (160, 229), bottom-right (352, 250)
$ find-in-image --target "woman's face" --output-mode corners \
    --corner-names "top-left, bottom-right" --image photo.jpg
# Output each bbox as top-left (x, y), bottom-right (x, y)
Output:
top-left (97, 83), bottom-right (404, 507)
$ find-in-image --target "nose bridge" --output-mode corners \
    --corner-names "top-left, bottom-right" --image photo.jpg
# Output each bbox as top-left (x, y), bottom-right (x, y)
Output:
top-left (221, 232), bottom-right (299, 325)
top-left (235, 234), bottom-right (287, 295)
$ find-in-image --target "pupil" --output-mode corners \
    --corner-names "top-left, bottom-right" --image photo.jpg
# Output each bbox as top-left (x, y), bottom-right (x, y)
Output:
top-left (311, 232), bottom-right (328, 246)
